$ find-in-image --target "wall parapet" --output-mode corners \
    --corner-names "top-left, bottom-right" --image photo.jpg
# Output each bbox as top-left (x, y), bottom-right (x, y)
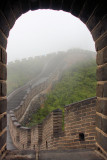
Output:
top-left (9, 96), bottom-right (97, 152)
top-left (9, 108), bottom-right (63, 150)
top-left (12, 73), bottom-right (57, 122)
top-left (63, 97), bottom-right (97, 150)
top-left (65, 97), bottom-right (96, 111)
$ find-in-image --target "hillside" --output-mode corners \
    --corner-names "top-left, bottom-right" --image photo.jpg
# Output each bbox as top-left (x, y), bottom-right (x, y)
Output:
top-left (7, 49), bottom-right (96, 95)
top-left (26, 58), bottom-right (97, 127)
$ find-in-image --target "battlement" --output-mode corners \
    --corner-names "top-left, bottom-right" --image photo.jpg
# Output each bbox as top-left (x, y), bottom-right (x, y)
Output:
top-left (9, 94), bottom-right (97, 152)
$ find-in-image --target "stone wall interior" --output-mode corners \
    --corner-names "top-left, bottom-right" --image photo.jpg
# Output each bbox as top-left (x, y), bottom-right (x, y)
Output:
top-left (0, 0), bottom-right (107, 159)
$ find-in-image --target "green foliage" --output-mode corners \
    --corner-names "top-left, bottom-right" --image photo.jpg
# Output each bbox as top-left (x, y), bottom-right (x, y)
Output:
top-left (27, 59), bottom-right (96, 127)
top-left (7, 49), bottom-right (96, 95)
top-left (43, 59), bottom-right (96, 110)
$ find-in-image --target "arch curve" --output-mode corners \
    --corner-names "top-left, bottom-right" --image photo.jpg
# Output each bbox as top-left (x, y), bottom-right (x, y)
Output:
top-left (0, 0), bottom-right (107, 159)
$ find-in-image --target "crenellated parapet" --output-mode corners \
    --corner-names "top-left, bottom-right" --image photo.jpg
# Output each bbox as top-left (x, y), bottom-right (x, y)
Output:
top-left (11, 73), bottom-right (57, 123)
top-left (9, 96), bottom-right (97, 153)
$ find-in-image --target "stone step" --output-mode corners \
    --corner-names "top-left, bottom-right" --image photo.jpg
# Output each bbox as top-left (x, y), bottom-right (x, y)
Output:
top-left (5, 150), bottom-right (36, 160)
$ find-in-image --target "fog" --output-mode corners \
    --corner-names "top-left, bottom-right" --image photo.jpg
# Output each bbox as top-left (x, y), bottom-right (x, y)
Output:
top-left (7, 10), bottom-right (95, 62)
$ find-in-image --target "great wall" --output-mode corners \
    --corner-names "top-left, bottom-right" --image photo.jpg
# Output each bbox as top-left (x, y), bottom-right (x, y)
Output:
top-left (9, 96), bottom-right (97, 151)
top-left (0, 0), bottom-right (107, 159)
top-left (5, 70), bottom-right (103, 160)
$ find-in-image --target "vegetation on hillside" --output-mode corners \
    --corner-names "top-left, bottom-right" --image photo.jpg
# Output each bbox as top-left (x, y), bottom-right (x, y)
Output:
top-left (7, 57), bottom-right (43, 94)
top-left (7, 48), bottom-right (96, 127)
top-left (7, 49), bottom-right (96, 127)
top-left (27, 59), bottom-right (97, 127)
top-left (7, 49), bottom-right (96, 95)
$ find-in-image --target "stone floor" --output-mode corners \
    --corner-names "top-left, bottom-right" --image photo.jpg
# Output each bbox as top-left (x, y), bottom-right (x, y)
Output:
top-left (39, 149), bottom-right (105, 160)
top-left (5, 149), bottom-right (105, 160)
top-left (5, 150), bottom-right (36, 160)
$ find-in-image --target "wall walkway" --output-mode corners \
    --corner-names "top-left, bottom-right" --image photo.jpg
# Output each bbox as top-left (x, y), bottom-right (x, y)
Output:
top-left (7, 73), bottom-right (58, 151)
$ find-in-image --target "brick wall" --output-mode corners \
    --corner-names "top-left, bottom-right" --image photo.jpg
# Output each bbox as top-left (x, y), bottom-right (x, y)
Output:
top-left (39, 109), bottom-right (63, 151)
top-left (63, 97), bottom-right (96, 149)
top-left (9, 109), bottom-right (62, 151)
top-left (9, 73), bottom-right (59, 149)
top-left (9, 97), bottom-right (97, 153)
top-left (43, 97), bottom-right (97, 151)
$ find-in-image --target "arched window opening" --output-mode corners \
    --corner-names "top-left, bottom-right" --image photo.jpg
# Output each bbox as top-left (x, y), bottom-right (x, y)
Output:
top-left (7, 10), bottom-right (97, 153)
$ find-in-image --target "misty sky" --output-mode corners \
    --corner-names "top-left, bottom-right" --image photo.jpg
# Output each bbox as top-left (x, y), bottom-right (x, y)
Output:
top-left (7, 10), bottom-right (95, 62)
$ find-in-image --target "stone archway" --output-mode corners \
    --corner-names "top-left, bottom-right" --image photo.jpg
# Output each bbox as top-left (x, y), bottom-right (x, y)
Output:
top-left (0, 0), bottom-right (107, 159)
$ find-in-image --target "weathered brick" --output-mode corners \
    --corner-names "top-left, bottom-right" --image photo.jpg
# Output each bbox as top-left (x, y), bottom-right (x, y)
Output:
top-left (92, 15), bottom-right (107, 41)
top-left (89, 133), bottom-right (96, 136)
top-left (91, 98), bottom-right (97, 103)
top-left (0, 98), bottom-right (7, 114)
top-left (70, 0), bottom-right (85, 17)
top-left (96, 47), bottom-right (107, 65)
top-left (0, 11), bottom-right (9, 37)
top-left (0, 48), bottom-right (7, 64)
top-left (10, 0), bottom-right (22, 19)
top-left (0, 115), bottom-right (7, 132)
top-left (19, 0), bottom-right (30, 13)
top-left (1, 0), bottom-right (15, 29)
top-left (79, 0), bottom-right (100, 24)
top-left (96, 82), bottom-right (107, 97)
top-left (95, 33), bottom-right (107, 51)
top-left (86, 144), bottom-right (96, 149)
top-left (96, 64), bottom-right (107, 81)
top-left (0, 30), bottom-right (7, 49)
top-left (86, 1), bottom-right (106, 31)
top-left (97, 98), bottom-right (107, 116)
top-left (89, 141), bottom-right (96, 144)
top-left (96, 129), bottom-right (107, 152)
top-left (0, 63), bottom-right (6, 80)
top-left (0, 130), bottom-right (6, 150)
top-left (0, 81), bottom-right (6, 96)
top-left (96, 114), bottom-right (107, 134)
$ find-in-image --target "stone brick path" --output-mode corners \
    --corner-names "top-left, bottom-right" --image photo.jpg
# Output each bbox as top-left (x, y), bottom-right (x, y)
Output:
top-left (39, 149), bottom-right (105, 160)
top-left (7, 77), bottom-right (48, 150)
